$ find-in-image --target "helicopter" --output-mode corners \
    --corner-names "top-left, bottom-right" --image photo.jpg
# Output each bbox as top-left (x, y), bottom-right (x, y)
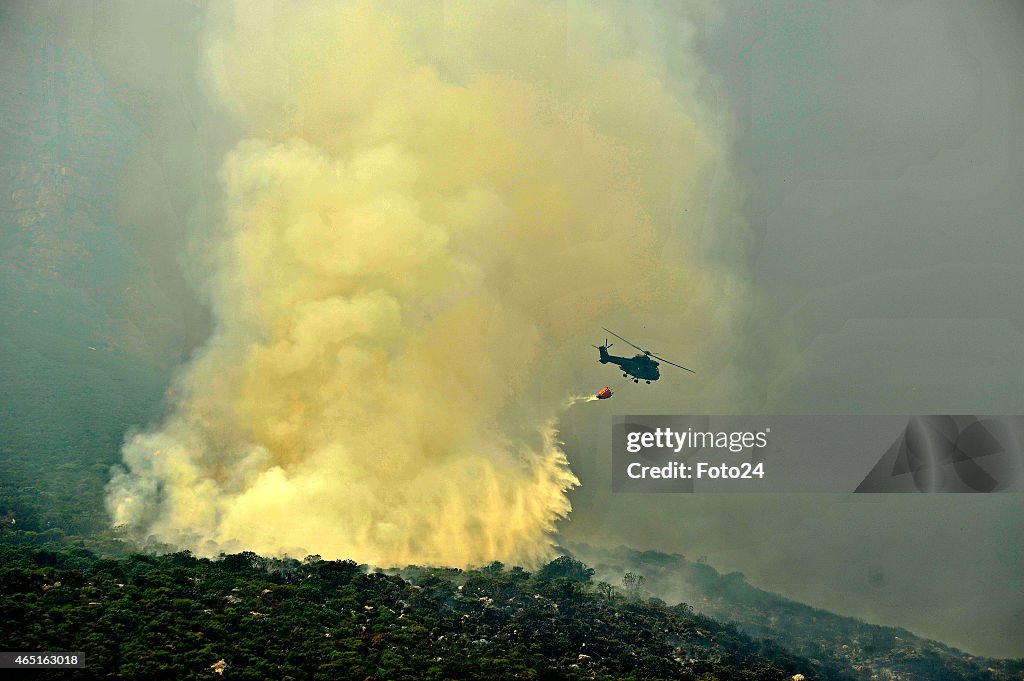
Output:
top-left (594, 327), bottom-right (695, 384)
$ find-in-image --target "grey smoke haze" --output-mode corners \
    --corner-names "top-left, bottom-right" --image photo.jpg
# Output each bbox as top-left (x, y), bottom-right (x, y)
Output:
top-left (563, 0), bottom-right (1024, 659)
top-left (1, 0), bottom-right (1021, 659)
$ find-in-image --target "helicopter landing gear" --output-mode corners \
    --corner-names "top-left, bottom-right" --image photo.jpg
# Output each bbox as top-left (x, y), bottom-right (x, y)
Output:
top-left (633, 378), bottom-right (639, 383)
top-left (646, 380), bottom-right (651, 384)
top-left (623, 373), bottom-right (628, 378)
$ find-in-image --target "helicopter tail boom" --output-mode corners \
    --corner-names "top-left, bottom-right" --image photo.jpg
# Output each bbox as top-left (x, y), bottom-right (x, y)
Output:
top-left (592, 338), bottom-right (613, 363)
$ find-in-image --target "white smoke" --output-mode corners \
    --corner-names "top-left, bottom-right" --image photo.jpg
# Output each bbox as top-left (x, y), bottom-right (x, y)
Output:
top-left (566, 394), bottom-right (602, 408)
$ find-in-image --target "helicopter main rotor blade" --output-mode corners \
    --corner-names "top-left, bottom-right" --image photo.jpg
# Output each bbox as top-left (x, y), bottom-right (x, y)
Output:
top-left (649, 353), bottom-right (696, 374)
top-left (602, 327), bottom-right (647, 354)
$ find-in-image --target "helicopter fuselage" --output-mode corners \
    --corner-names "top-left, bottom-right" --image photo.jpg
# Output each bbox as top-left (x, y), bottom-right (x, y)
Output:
top-left (598, 346), bottom-right (660, 381)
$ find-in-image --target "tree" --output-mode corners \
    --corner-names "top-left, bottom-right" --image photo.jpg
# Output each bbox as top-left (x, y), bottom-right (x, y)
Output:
top-left (536, 556), bottom-right (594, 584)
top-left (220, 551), bottom-right (261, 573)
top-left (622, 572), bottom-right (645, 597)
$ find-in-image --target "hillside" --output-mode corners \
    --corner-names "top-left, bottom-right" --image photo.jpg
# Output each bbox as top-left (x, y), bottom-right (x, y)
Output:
top-left (1, 534), bottom-right (1020, 680)
top-left (567, 544), bottom-right (1024, 681)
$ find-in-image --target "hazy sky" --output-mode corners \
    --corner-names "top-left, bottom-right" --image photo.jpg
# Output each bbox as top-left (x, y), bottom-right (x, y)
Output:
top-left (2, 0), bottom-right (1021, 659)
top-left (563, 0), bottom-right (1024, 658)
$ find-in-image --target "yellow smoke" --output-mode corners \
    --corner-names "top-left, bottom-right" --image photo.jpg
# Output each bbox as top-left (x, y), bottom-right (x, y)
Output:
top-left (107, 0), bottom-right (736, 567)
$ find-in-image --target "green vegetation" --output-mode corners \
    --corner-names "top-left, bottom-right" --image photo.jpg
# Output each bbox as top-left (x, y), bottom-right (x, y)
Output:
top-left (0, 534), bottom-right (838, 680)
top-left (3, 534), bottom-right (1019, 680)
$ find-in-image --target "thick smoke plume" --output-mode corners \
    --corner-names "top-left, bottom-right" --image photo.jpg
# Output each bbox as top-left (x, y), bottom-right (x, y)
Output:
top-left (107, 0), bottom-right (738, 567)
